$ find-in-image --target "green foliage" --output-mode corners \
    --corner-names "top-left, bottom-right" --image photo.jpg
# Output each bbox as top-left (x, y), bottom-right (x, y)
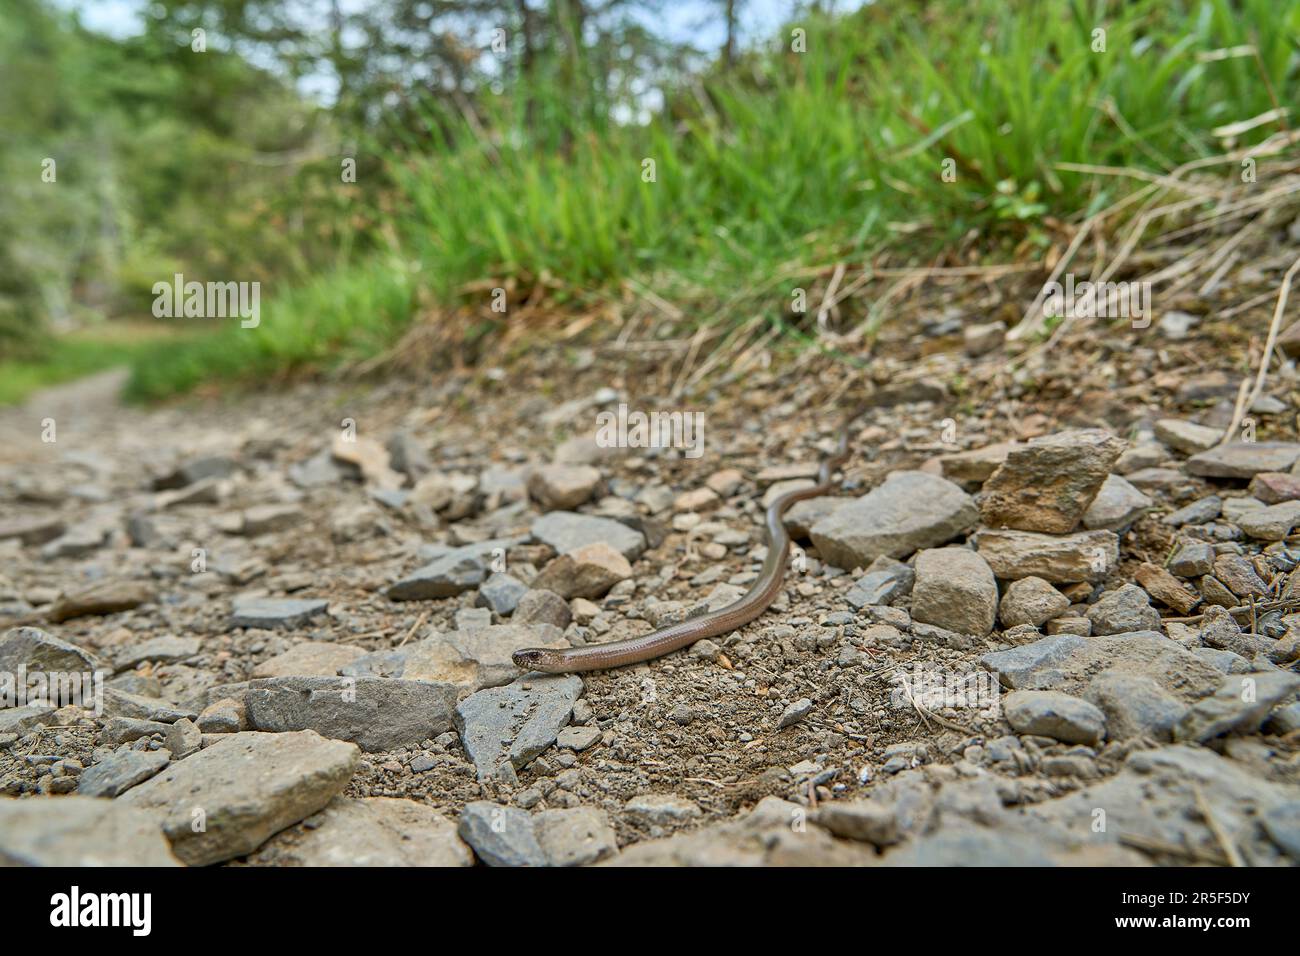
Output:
top-left (390, 0), bottom-right (1300, 305)
top-left (124, 259), bottom-right (415, 401)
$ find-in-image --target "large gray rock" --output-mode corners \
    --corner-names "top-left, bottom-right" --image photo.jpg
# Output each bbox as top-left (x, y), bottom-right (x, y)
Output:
top-left (1086, 584), bottom-right (1160, 635)
top-left (455, 674), bottom-right (583, 782)
top-left (1019, 745), bottom-right (1300, 865)
top-left (247, 797), bottom-right (472, 866)
top-left (534, 807), bottom-right (619, 866)
top-left (973, 528), bottom-right (1118, 583)
top-left (1186, 442), bottom-right (1300, 478)
top-left (0, 796), bottom-right (180, 866)
top-left (1081, 474), bottom-right (1152, 531)
top-left (457, 802), bottom-right (547, 867)
top-left (843, 556), bottom-right (915, 608)
top-left (608, 795), bottom-right (876, 866)
top-left (981, 631), bottom-right (1222, 700)
top-left (230, 597), bottom-right (329, 629)
top-left (910, 548), bottom-right (997, 637)
top-left (1175, 671), bottom-right (1300, 743)
top-left (121, 730), bottom-right (358, 866)
top-left (342, 624), bottom-right (567, 693)
top-left (978, 429), bottom-right (1125, 534)
top-left (77, 750), bottom-right (171, 798)
top-left (1003, 690), bottom-right (1106, 744)
top-left (809, 471), bottom-right (976, 569)
top-left (1238, 501), bottom-right (1300, 541)
top-left (388, 548), bottom-right (489, 600)
top-left (225, 676), bottom-right (458, 752)
top-left (998, 576), bottom-right (1070, 628)
top-left (1085, 672), bottom-right (1187, 741)
top-left (0, 625), bottom-right (97, 673)
top-left (530, 512), bottom-right (646, 561)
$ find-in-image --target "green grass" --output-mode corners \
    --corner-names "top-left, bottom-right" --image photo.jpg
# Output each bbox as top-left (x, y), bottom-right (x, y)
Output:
top-left (124, 259), bottom-right (416, 401)
top-left (0, 322), bottom-right (205, 406)
top-left (128, 0), bottom-right (1300, 398)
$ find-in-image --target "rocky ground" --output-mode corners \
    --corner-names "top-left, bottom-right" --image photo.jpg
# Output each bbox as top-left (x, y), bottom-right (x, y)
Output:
top-left (2, 287), bottom-right (1300, 867)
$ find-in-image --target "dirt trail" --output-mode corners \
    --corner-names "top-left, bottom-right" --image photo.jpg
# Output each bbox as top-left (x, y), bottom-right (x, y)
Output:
top-left (1, 319), bottom-right (1299, 866)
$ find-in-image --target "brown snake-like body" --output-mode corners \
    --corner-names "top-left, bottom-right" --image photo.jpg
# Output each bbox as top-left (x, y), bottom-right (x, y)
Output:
top-left (512, 410), bottom-right (858, 673)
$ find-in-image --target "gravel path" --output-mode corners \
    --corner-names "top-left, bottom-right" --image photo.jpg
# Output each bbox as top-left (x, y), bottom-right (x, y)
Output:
top-left (2, 317), bottom-right (1299, 866)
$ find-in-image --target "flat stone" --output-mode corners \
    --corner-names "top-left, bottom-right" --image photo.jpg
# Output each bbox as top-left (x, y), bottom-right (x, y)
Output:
top-left (528, 464), bottom-right (602, 510)
top-left (47, 580), bottom-right (152, 623)
top-left (344, 624), bottom-right (566, 694)
top-left (513, 589), bottom-right (572, 629)
top-left (534, 807), bottom-right (619, 866)
top-left (121, 730), bottom-right (358, 866)
top-left (910, 547), bottom-right (997, 637)
top-left (609, 795), bottom-right (876, 867)
top-left (1154, 419), bottom-right (1220, 455)
top-left (1081, 474), bottom-right (1151, 531)
top-left (844, 556), bottom-right (915, 608)
top-left (1133, 563), bottom-right (1200, 614)
top-left (982, 631), bottom-right (1221, 700)
top-left (1261, 802), bottom-right (1300, 859)
top-left (998, 576), bottom-right (1070, 628)
top-left (783, 497), bottom-right (845, 539)
top-left (1019, 745), bottom-right (1299, 865)
top-left (1249, 472), bottom-right (1300, 504)
top-left (197, 696), bottom-right (246, 734)
top-left (101, 689), bottom-right (194, 723)
top-left (0, 513), bottom-right (65, 545)
top-left (1212, 554), bottom-right (1267, 598)
top-left (230, 597), bottom-right (329, 629)
top-left (776, 697), bottom-right (813, 729)
top-left (974, 528), bottom-right (1118, 583)
top-left (0, 796), bottom-right (179, 866)
top-left (1238, 501), bottom-right (1300, 540)
top-left (454, 674), bottom-right (583, 781)
top-left (978, 429), bottom-right (1125, 534)
top-left (77, 750), bottom-right (170, 797)
top-left (1186, 442), bottom-right (1300, 479)
top-left (1168, 542), bottom-right (1215, 577)
top-left (226, 676), bottom-right (458, 752)
top-left (980, 634), bottom-right (1086, 690)
top-left (477, 572), bottom-right (529, 614)
top-left (1086, 584), bottom-right (1160, 635)
top-left (457, 801), bottom-right (547, 867)
top-left (0, 625), bottom-right (97, 674)
top-left (556, 725), bottom-right (602, 751)
top-left (114, 636), bottom-right (201, 670)
top-left (623, 794), bottom-right (702, 828)
top-left (530, 512), bottom-right (646, 561)
top-left (252, 641), bottom-right (365, 678)
top-left (164, 717), bottom-right (202, 759)
top-left (1085, 672), bottom-right (1187, 742)
top-left (810, 800), bottom-right (902, 847)
top-left (153, 455), bottom-right (237, 490)
top-left (809, 471), bottom-right (976, 569)
top-left (0, 702), bottom-right (56, 738)
top-left (1175, 671), bottom-right (1300, 743)
top-left (248, 796), bottom-right (472, 866)
top-left (101, 716), bottom-right (171, 746)
top-left (388, 547), bottom-right (490, 600)
top-left (530, 542), bottom-right (632, 599)
top-left (1003, 690), bottom-right (1105, 744)
top-left (1162, 495), bottom-right (1221, 527)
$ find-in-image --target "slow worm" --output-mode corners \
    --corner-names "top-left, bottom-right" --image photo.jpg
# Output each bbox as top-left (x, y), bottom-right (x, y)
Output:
top-left (512, 410), bottom-right (858, 673)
